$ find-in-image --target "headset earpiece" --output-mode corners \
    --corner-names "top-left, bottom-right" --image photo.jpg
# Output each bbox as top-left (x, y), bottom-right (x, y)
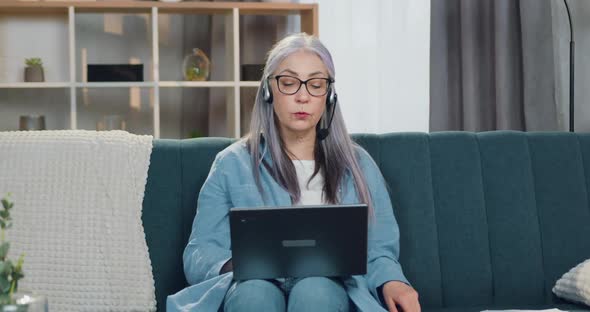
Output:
top-left (317, 85), bottom-right (338, 141)
top-left (263, 78), bottom-right (273, 104)
top-left (326, 85), bottom-right (337, 111)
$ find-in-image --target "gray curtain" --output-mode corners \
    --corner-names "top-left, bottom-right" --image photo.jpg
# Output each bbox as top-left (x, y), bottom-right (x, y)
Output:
top-left (430, 0), bottom-right (564, 132)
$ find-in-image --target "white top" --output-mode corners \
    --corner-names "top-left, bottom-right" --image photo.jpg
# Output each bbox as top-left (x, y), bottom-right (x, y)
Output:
top-left (292, 159), bottom-right (325, 205)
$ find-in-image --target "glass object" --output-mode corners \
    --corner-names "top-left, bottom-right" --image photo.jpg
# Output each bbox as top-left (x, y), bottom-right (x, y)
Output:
top-left (0, 291), bottom-right (48, 312)
top-left (182, 48), bottom-right (210, 81)
top-left (272, 75), bottom-right (333, 96)
top-left (19, 115), bottom-right (46, 131)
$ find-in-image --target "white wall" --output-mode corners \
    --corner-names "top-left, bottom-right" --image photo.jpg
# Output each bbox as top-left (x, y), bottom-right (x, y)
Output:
top-left (300, 0), bottom-right (431, 133)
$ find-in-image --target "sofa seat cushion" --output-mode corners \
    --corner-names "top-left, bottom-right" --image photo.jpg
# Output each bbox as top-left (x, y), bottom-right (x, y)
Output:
top-left (425, 303), bottom-right (589, 312)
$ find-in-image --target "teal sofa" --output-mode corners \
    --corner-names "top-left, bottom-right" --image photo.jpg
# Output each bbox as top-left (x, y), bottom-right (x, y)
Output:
top-left (142, 131), bottom-right (590, 311)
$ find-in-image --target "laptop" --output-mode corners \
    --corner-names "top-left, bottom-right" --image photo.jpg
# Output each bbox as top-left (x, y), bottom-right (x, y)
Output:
top-left (229, 204), bottom-right (368, 281)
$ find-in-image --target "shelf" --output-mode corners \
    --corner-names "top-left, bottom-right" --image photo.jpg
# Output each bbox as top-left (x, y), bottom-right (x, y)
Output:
top-left (159, 81), bottom-right (234, 88)
top-left (0, 82), bottom-right (70, 88)
top-left (239, 81), bottom-right (261, 88)
top-left (0, 81), bottom-right (262, 89)
top-left (0, 88), bottom-right (70, 132)
top-left (0, 2), bottom-right (316, 15)
top-left (75, 87), bottom-right (153, 135)
top-left (0, 1), bottom-right (318, 139)
top-left (76, 82), bottom-right (156, 88)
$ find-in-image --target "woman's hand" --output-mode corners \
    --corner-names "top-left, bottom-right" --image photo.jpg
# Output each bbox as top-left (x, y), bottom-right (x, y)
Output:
top-left (382, 281), bottom-right (420, 312)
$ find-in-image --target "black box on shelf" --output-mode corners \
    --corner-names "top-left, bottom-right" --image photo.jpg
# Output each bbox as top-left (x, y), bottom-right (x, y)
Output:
top-left (87, 64), bottom-right (143, 82)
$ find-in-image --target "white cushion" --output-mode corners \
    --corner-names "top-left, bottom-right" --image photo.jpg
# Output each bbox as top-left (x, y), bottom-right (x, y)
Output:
top-left (553, 258), bottom-right (590, 307)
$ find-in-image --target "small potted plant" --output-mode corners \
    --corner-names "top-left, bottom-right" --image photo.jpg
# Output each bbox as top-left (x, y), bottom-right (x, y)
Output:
top-left (24, 58), bottom-right (44, 83)
top-left (0, 194), bottom-right (26, 311)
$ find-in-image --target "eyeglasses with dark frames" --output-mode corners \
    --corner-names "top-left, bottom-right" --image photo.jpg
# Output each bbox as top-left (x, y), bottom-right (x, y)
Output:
top-left (270, 75), bottom-right (334, 97)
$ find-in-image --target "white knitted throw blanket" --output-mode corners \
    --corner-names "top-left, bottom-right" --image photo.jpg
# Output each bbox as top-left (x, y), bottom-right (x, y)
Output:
top-left (553, 258), bottom-right (590, 306)
top-left (0, 130), bottom-right (156, 312)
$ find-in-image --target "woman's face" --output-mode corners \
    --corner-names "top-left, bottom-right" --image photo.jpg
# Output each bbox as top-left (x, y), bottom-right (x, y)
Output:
top-left (271, 50), bottom-right (330, 139)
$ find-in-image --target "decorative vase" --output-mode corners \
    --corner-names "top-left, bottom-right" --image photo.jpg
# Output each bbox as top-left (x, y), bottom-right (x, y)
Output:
top-left (182, 48), bottom-right (210, 81)
top-left (0, 291), bottom-right (48, 312)
top-left (24, 66), bottom-right (44, 83)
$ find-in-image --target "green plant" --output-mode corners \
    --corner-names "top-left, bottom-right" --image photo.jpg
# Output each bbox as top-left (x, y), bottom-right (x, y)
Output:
top-left (0, 194), bottom-right (25, 305)
top-left (24, 58), bottom-right (42, 67)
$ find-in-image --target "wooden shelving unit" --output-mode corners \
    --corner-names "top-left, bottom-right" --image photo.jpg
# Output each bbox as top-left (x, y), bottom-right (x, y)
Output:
top-left (0, 1), bottom-right (318, 138)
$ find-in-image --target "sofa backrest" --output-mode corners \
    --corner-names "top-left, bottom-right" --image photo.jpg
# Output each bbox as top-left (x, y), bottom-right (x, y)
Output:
top-left (143, 138), bottom-right (233, 311)
top-left (143, 131), bottom-right (590, 311)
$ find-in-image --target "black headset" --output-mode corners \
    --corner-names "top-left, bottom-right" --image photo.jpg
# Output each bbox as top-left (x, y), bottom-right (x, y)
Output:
top-left (262, 77), bottom-right (337, 141)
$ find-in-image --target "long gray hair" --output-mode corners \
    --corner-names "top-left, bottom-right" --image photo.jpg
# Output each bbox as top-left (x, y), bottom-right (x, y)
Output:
top-left (245, 33), bottom-right (373, 214)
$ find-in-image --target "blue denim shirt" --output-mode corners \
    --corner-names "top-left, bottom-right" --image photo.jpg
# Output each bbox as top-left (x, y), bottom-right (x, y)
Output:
top-left (167, 140), bottom-right (409, 311)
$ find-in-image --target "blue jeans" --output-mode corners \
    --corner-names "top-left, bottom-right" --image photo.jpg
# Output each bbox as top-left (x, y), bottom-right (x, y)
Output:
top-left (223, 277), bottom-right (351, 312)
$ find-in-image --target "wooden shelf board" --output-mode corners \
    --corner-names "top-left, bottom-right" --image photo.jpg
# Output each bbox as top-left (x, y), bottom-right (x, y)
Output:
top-left (239, 81), bottom-right (260, 88)
top-left (0, 82), bottom-right (70, 88)
top-left (76, 82), bottom-right (155, 88)
top-left (239, 4), bottom-right (316, 16)
top-left (159, 81), bottom-right (235, 88)
top-left (0, 1), bottom-right (316, 16)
